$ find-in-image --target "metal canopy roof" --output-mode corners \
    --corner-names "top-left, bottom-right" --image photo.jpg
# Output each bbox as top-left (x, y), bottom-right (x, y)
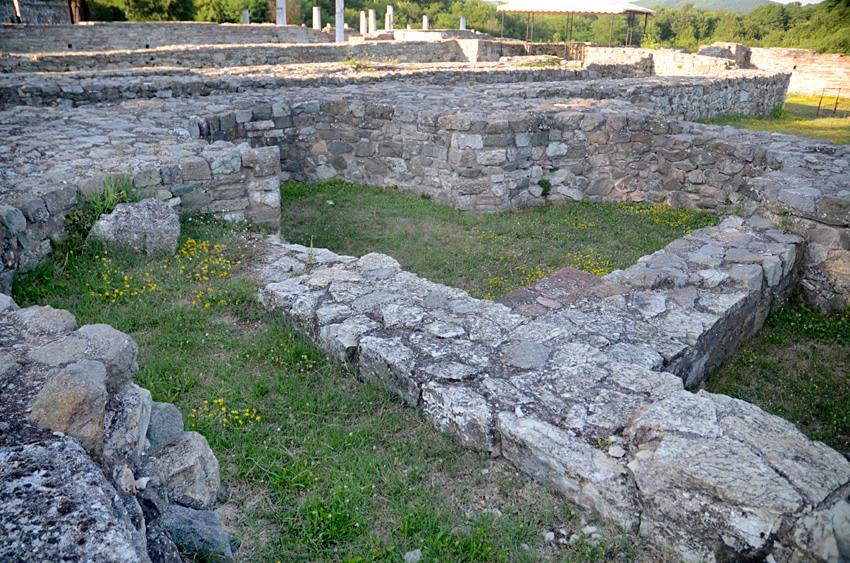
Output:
top-left (496, 0), bottom-right (655, 16)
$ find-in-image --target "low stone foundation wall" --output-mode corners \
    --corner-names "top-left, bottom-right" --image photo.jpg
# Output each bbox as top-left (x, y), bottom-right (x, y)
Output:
top-left (196, 75), bottom-right (786, 214)
top-left (0, 140), bottom-right (280, 293)
top-left (254, 215), bottom-right (850, 563)
top-left (750, 47), bottom-right (850, 98)
top-left (523, 43), bottom-right (737, 75)
top-left (0, 21), bottom-right (332, 53)
top-left (0, 38), bottom-right (522, 72)
top-left (0, 61), bottom-right (646, 109)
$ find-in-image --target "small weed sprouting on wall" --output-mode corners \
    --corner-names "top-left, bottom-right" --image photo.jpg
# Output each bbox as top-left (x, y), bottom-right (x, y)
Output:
top-left (342, 58), bottom-right (374, 71)
top-left (538, 179), bottom-right (552, 197)
top-left (66, 174), bottom-right (136, 249)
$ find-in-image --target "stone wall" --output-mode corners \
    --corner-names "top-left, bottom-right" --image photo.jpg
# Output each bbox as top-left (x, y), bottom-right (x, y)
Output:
top-left (523, 43), bottom-right (737, 75)
top-left (196, 74), bottom-right (787, 214)
top-left (184, 74), bottom-right (850, 309)
top-left (749, 47), bottom-right (850, 98)
top-left (0, 297), bottom-right (231, 562)
top-left (254, 217), bottom-right (850, 563)
top-left (0, 0), bottom-right (68, 24)
top-left (0, 38), bottom-right (522, 72)
top-left (0, 61), bottom-right (646, 109)
top-left (0, 21), bottom-right (331, 53)
top-left (0, 141), bottom-right (280, 294)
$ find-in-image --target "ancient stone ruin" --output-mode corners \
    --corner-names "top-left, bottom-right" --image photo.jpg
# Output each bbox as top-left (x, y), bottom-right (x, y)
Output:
top-left (1, 21), bottom-right (849, 562)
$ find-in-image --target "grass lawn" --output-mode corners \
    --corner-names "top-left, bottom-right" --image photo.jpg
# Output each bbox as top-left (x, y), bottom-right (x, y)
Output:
top-left (701, 93), bottom-right (850, 145)
top-left (705, 300), bottom-right (850, 452)
top-left (280, 181), bottom-right (717, 300)
top-left (14, 215), bottom-right (672, 563)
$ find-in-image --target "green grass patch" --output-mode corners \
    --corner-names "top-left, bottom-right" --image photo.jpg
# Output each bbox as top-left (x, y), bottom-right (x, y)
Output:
top-left (519, 56), bottom-right (563, 67)
top-left (13, 214), bottom-right (667, 562)
top-left (700, 93), bottom-right (850, 145)
top-left (707, 300), bottom-right (850, 452)
top-left (280, 181), bottom-right (717, 299)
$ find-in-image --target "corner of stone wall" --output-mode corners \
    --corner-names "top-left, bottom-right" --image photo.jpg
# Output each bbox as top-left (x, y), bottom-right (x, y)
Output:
top-left (0, 298), bottom-right (230, 562)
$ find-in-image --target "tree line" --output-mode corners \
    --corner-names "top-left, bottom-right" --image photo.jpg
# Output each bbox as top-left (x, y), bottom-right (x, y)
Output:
top-left (87, 0), bottom-right (849, 55)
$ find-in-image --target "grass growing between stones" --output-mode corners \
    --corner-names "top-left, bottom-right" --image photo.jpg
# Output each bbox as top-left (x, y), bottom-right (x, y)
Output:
top-left (707, 300), bottom-right (850, 453)
top-left (13, 216), bottom-right (671, 563)
top-left (701, 93), bottom-right (850, 145)
top-left (280, 181), bottom-right (717, 300)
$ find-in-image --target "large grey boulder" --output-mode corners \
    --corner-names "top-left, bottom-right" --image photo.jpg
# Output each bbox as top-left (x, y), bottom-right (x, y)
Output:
top-left (154, 505), bottom-right (236, 563)
top-left (29, 360), bottom-right (108, 458)
top-left (0, 438), bottom-right (151, 563)
top-left (88, 198), bottom-right (180, 256)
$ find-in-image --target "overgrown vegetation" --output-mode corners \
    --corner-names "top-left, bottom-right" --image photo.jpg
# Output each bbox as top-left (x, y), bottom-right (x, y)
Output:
top-left (65, 174), bottom-right (137, 250)
top-left (707, 299), bottom-right (850, 452)
top-left (13, 214), bottom-right (669, 562)
top-left (280, 181), bottom-right (717, 299)
top-left (518, 57), bottom-right (562, 68)
top-left (700, 93), bottom-right (850, 145)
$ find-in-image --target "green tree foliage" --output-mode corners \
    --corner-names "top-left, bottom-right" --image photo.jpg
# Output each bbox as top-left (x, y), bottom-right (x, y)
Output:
top-left (196, 0), bottom-right (269, 23)
top-left (127, 0), bottom-right (195, 20)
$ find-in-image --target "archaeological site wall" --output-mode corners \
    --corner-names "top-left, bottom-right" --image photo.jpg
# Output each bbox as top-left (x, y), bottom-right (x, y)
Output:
top-left (0, 0), bottom-right (68, 24)
top-left (525, 43), bottom-right (738, 75)
top-left (0, 21), bottom-right (332, 52)
top-left (749, 47), bottom-right (850, 98)
top-left (1, 26), bottom-right (850, 563)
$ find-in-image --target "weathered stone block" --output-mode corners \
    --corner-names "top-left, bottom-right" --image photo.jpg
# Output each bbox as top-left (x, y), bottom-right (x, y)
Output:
top-left (30, 360), bottom-right (108, 458)
top-left (147, 401), bottom-right (185, 456)
top-left (77, 324), bottom-right (140, 394)
top-left (147, 431), bottom-right (220, 510)
top-left (181, 157), bottom-right (212, 181)
top-left (103, 382), bottom-right (152, 467)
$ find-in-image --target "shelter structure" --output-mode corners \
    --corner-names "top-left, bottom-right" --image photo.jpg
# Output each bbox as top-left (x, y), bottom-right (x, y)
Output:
top-left (496, 0), bottom-right (655, 55)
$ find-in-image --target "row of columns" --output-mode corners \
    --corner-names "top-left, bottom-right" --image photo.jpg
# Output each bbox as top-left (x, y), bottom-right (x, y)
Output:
top-left (249, 1), bottom-right (467, 42)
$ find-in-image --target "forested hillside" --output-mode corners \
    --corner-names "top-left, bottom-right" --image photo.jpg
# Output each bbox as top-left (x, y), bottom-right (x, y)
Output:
top-left (87, 0), bottom-right (849, 55)
top-left (636, 0), bottom-right (771, 14)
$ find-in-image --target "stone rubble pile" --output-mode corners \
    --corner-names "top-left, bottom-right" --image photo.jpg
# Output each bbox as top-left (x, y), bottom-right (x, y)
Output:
top-left (0, 296), bottom-right (233, 563)
top-left (255, 215), bottom-right (850, 563)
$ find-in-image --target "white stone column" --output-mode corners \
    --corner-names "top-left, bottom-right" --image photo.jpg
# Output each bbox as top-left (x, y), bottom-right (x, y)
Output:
top-left (275, 0), bottom-right (286, 25)
top-left (312, 6), bottom-right (320, 30)
top-left (242, 9), bottom-right (250, 23)
top-left (368, 9), bottom-right (376, 34)
top-left (360, 10), bottom-right (367, 35)
top-left (460, 16), bottom-right (466, 30)
top-left (386, 6), bottom-right (393, 31)
top-left (335, 0), bottom-right (344, 42)
top-left (422, 15), bottom-right (428, 30)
